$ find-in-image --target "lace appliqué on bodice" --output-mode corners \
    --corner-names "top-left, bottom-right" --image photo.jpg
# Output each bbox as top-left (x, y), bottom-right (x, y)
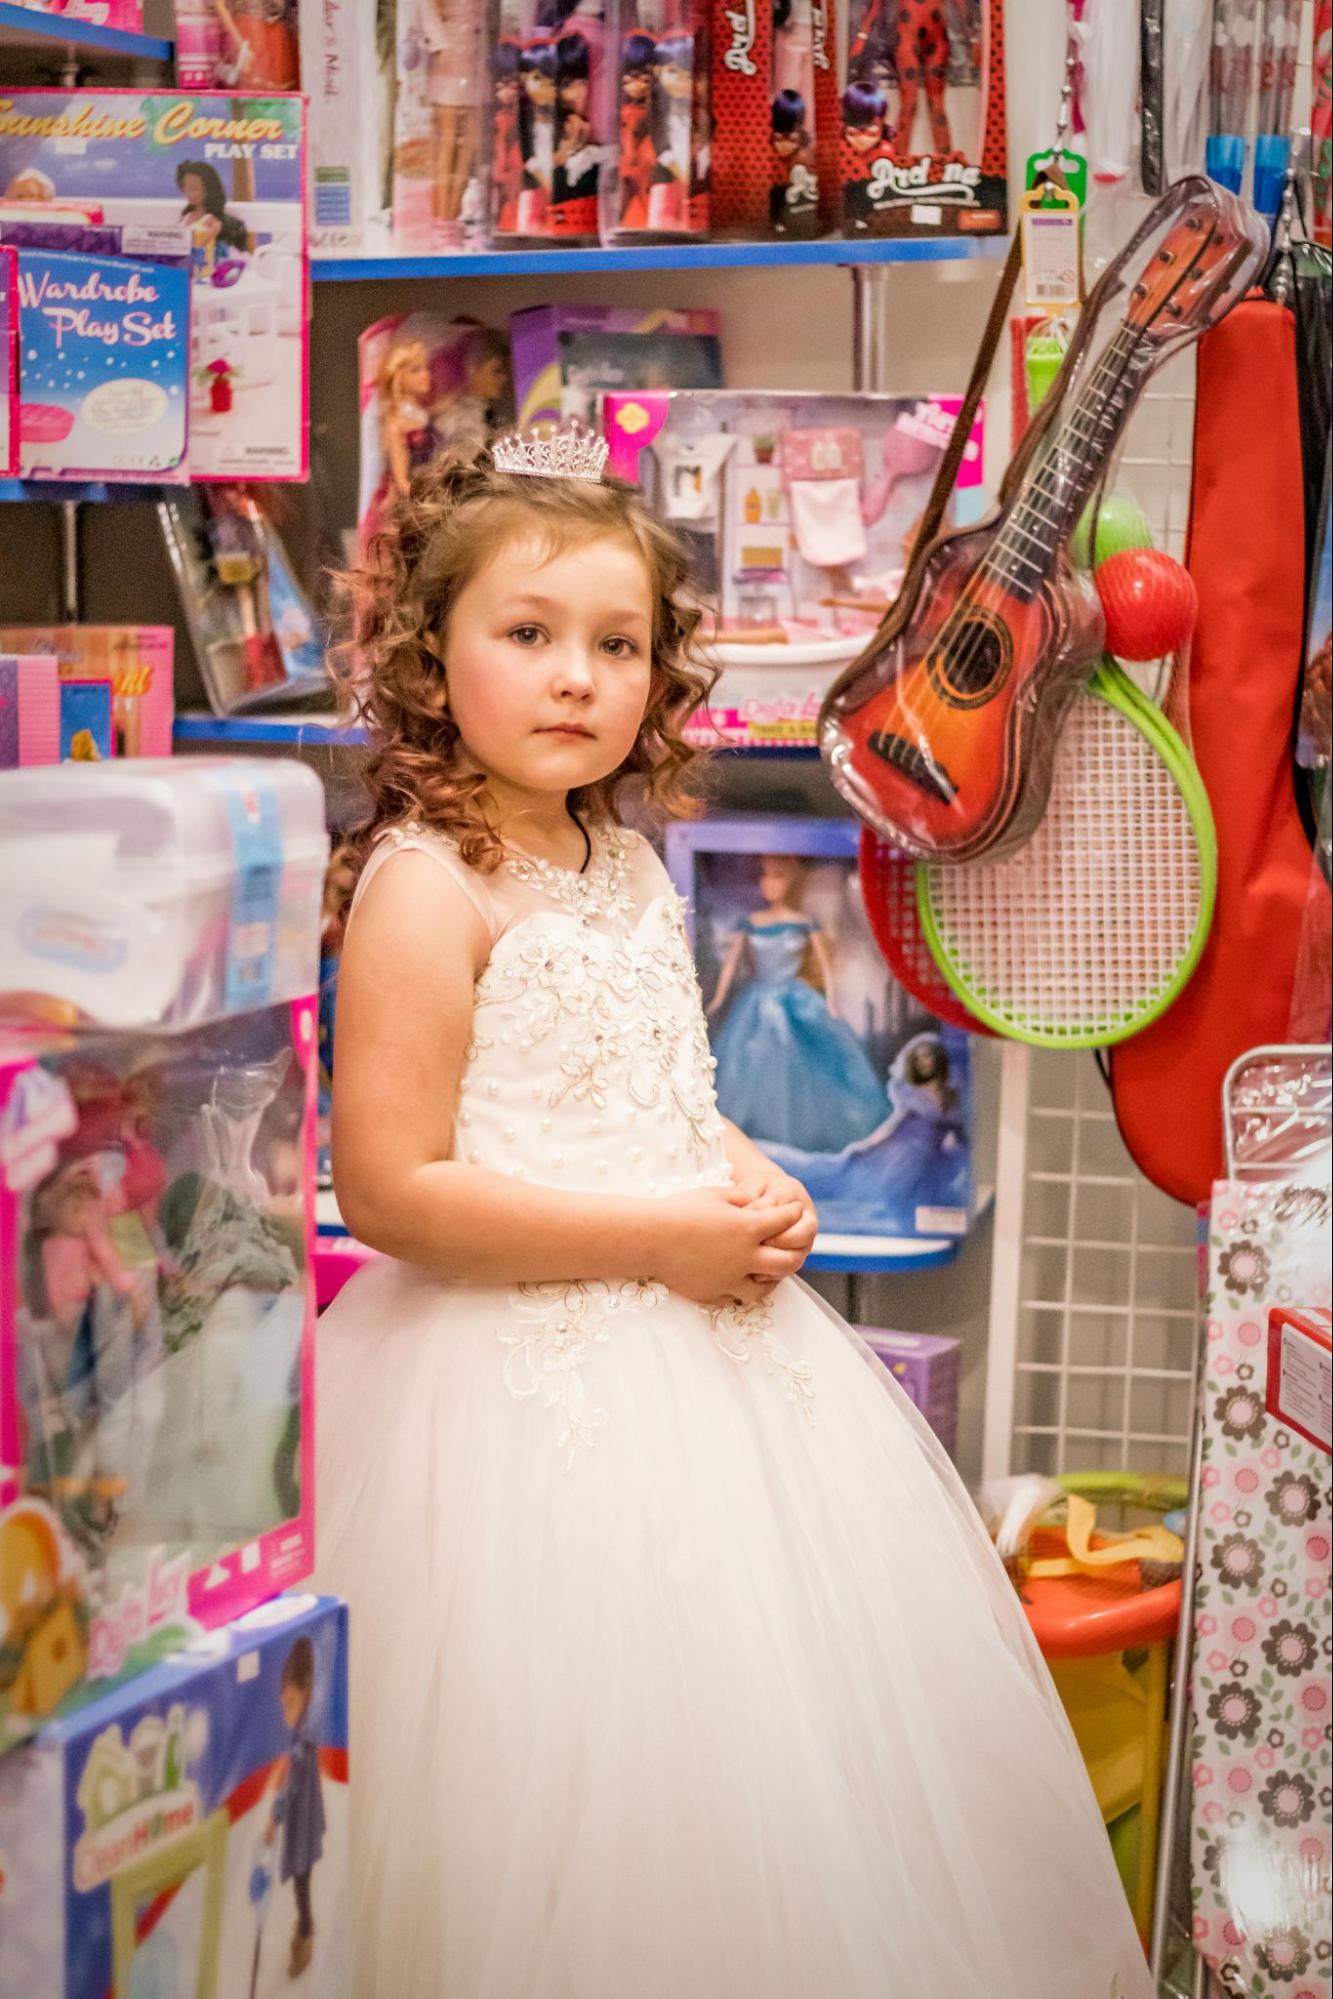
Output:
top-left (378, 820), bottom-right (815, 1467)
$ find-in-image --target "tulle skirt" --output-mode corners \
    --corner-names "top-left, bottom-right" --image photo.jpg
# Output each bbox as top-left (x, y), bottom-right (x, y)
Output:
top-left (314, 1259), bottom-right (1152, 1999)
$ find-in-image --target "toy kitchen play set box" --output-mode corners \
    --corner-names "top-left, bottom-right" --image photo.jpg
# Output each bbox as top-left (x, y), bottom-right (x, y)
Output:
top-left (0, 1592), bottom-right (351, 1999)
top-left (0, 761), bottom-right (329, 1757)
top-left (603, 388), bottom-right (984, 747)
top-left (0, 92), bottom-right (308, 482)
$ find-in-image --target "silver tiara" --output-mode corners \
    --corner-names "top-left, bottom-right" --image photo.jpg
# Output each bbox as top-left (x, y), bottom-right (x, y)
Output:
top-left (492, 420), bottom-right (609, 482)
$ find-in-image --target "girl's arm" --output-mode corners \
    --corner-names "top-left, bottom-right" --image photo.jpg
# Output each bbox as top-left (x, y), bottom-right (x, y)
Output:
top-left (332, 854), bottom-right (804, 1295)
top-left (808, 928), bottom-right (839, 1018)
top-left (706, 930), bottom-right (745, 1017)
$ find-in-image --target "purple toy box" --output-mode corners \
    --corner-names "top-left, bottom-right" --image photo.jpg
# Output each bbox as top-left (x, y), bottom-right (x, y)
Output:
top-left (510, 303), bottom-right (722, 431)
top-left (857, 1327), bottom-right (961, 1456)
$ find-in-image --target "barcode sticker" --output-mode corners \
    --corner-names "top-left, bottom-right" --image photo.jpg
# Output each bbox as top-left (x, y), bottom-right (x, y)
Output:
top-left (1022, 203), bottom-right (1081, 309)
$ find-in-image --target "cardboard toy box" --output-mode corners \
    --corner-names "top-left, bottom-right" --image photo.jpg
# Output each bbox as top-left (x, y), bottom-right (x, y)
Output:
top-left (856, 1327), bottom-right (961, 1455)
top-left (0, 627), bottom-right (174, 760)
top-left (510, 303), bottom-right (723, 432)
top-left (0, 1594), bottom-right (351, 1999)
top-left (0, 92), bottom-right (308, 482)
top-left (603, 387), bottom-right (984, 745)
top-left (666, 814), bottom-right (973, 1250)
top-left (839, 0), bottom-right (1007, 238)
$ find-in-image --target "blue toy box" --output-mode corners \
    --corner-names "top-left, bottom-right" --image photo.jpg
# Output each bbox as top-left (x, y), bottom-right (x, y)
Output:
top-left (665, 815), bottom-right (973, 1252)
top-left (0, 1594), bottom-right (350, 1999)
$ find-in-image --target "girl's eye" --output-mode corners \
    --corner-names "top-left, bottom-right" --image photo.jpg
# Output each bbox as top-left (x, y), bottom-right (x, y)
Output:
top-left (508, 625), bottom-right (544, 646)
top-left (601, 635), bottom-right (639, 659)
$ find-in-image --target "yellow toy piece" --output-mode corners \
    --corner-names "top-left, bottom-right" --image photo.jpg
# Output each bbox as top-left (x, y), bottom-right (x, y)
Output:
top-left (1026, 1491), bottom-right (1184, 1579)
top-left (0, 1502), bottom-right (88, 1721)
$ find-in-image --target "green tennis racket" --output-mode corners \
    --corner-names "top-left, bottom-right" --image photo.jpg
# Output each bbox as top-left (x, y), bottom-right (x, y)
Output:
top-left (915, 661), bottom-right (1217, 1050)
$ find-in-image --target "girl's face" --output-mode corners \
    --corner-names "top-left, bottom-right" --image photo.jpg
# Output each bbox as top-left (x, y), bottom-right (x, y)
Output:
top-left (442, 532), bottom-right (654, 811)
top-left (497, 76), bottom-right (519, 107)
top-left (6, 172), bottom-right (52, 203)
top-left (659, 61), bottom-right (691, 99)
top-left (402, 357), bottom-right (432, 402)
top-left (562, 75), bottom-right (589, 113)
top-left (624, 70), bottom-right (650, 104)
top-left (525, 70), bottom-right (556, 107)
top-left (845, 123), bottom-right (879, 152)
top-left (180, 172), bottom-right (207, 209)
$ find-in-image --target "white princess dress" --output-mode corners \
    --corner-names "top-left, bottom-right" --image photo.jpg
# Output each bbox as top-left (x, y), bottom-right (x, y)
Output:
top-left (315, 822), bottom-right (1153, 1999)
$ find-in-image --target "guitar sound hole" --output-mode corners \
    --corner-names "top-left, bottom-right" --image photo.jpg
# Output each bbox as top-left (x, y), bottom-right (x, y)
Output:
top-left (938, 619), bottom-right (1008, 699)
top-left (866, 732), bottom-right (958, 803)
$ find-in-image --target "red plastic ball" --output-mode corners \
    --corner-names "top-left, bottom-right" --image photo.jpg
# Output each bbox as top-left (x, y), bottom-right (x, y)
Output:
top-left (1095, 548), bottom-right (1199, 662)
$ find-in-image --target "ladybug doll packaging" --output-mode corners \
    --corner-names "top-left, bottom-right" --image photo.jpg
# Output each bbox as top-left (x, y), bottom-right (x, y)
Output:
top-left (840, 0), bottom-right (1006, 238)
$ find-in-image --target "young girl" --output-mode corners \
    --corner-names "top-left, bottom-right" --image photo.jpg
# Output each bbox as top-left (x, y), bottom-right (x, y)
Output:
top-left (315, 442), bottom-right (1153, 1999)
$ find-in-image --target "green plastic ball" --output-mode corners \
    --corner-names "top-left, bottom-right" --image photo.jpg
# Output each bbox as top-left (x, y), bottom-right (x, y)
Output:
top-left (1070, 494), bottom-right (1153, 571)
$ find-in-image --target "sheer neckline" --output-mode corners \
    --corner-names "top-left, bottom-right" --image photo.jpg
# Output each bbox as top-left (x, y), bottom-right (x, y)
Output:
top-left (501, 826), bottom-right (637, 921)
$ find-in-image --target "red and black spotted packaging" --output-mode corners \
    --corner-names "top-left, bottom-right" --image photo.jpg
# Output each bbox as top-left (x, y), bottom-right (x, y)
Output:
top-left (710, 0), bottom-right (840, 235)
top-left (840, 0), bottom-right (1007, 239)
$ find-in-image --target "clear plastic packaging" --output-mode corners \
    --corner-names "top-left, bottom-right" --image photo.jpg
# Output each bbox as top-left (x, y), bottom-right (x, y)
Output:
top-left (488, 0), bottom-right (614, 243)
top-left (0, 759), bottom-right (328, 1032)
top-left (820, 178), bottom-right (1270, 862)
top-left (158, 488), bottom-right (332, 716)
top-left (605, 0), bottom-right (711, 241)
top-left (0, 1008), bottom-right (317, 1748)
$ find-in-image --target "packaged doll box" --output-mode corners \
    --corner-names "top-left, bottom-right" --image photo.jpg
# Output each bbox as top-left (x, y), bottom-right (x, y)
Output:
top-left (1, 245), bottom-right (15, 476)
top-left (839, 0), bottom-right (1006, 237)
top-left (0, 1593), bottom-right (350, 1999)
top-left (603, 388), bottom-right (984, 745)
top-left (0, 93), bottom-right (308, 483)
top-left (666, 815), bottom-right (973, 1249)
top-left (0, 1006), bottom-right (318, 1751)
top-left (0, 625), bottom-right (175, 760)
top-left (0, 760), bottom-right (327, 1032)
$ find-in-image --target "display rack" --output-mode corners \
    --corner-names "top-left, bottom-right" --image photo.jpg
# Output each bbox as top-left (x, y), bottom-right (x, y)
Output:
top-left (0, 1), bottom-right (172, 69)
top-left (314, 1188), bottom-right (967, 1277)
top-left (310, 237), bottom-right (1008, 284)
top-left (172, 711), bottom-right (823, 757)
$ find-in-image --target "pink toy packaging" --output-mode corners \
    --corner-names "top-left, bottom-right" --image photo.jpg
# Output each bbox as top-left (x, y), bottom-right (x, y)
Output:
top-left (0, 760), bottom-right (328, 1747)
top-left (6, 1), bottom-right (145, 26)
top-left (0, 245), bottom-right (15, 476)
top-left (0, 655), bottom-right (60, 765)
top-left (840, 0), bottom-right (1007, 238)
top-left (0, 92), bottom-right (309, 483)
top-left (603, 387), bottom-right (984, 746)
top-left (175, 0), bottom-right (301, 92)
top-left (0, 1593), bottom-right (351, 1998)
top-left (0, 1007), bottom-right (319, 1750)
top-left (0, 625), bottom-right (175, 759)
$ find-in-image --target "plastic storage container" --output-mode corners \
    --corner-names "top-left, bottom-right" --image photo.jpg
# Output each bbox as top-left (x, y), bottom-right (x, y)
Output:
top-left (0, 759), bottom-right (329, 1031)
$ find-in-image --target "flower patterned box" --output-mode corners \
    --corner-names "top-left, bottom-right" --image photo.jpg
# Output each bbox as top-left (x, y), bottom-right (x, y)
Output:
top-left (1191, 1183), bottom-right (1332, 1999)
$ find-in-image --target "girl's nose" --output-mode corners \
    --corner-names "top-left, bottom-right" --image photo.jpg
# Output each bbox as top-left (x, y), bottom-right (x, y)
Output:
top-left (551, 648), bottom-right (596, 699)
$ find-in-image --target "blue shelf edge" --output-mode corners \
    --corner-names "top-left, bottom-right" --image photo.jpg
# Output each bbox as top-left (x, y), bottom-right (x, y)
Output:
top-left (174, 711), bottom-right (364, 747)
top-left (173, 712), bottom-right (828, 757)
top-left (0, 2), bottom-right (172, 60)
top-left (0, 477), bottom-right (165, 503)
top-left (311, 234), bottom-right (1008, 283)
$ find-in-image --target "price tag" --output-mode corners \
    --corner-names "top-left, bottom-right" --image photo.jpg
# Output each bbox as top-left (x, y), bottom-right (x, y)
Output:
top-left (1019, 182), bottom-right (1082, 310)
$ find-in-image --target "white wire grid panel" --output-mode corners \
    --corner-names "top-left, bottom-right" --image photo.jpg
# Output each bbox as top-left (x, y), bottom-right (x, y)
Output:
top-left (981, 336), bottom-right (1205, 1484)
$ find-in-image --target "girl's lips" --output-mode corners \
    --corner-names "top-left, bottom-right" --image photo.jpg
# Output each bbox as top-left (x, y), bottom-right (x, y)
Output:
top-left (540, 725), bottom-right (594, 739)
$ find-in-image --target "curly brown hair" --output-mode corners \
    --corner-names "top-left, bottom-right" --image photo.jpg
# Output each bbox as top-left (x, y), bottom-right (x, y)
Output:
top-left (334, 451), bottom-right (715, 897)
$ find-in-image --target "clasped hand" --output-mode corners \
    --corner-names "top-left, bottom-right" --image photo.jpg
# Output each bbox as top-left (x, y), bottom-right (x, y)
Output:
top-left (655, 1167), bottom-right (818, 1309)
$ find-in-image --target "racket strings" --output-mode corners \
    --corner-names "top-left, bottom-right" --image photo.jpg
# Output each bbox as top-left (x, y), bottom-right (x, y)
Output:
top-left (923, 696), bottom-right (1205, 1044)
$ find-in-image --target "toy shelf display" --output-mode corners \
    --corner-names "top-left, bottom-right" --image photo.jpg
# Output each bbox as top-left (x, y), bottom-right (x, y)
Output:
top-left (0, 761), bottom-right (328, 1753)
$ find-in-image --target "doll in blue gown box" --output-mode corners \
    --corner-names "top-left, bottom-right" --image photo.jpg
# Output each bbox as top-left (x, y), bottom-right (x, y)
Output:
top-left (665, 816), bottom-right (973, 1244)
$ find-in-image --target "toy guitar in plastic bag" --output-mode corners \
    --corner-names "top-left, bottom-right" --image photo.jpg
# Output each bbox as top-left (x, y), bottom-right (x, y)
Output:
top-left (820, 177), bottom-right (1268, 862)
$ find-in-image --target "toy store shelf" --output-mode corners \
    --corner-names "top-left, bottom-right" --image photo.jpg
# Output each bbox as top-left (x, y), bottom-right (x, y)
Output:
top-left (173, 710), bottom-right (825, 757)
top-left (174, 709), bottom-right (364, 748)
top-left (0, 477), bottom-right (163, 503)
top-left (315, 1188), bottom-right (960, 1272)
top-left (0, 3), bottom-right (173, 67)
top-left (310, 236), bottom-right (1009, 283)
